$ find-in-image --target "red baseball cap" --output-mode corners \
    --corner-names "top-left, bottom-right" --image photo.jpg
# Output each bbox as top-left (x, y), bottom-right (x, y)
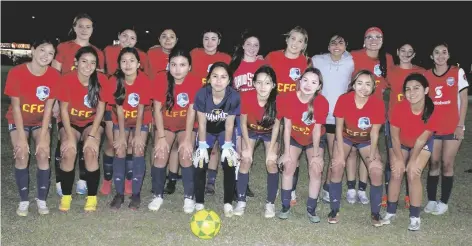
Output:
top-left (365, 27), bottom-right (383, 37)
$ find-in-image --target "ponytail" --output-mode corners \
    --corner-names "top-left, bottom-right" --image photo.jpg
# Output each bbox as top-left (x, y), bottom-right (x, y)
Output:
top-left (229, 45), bottom-right (244, 74)
top-left (113, 69), bottom-right (126, 106)
top-left (422, 95), bottom-right (434, 123)
top-left (378, 47), bottom-right (388, 78)
top-left (165, 71), bottom-right (175, 112)
top-left (258, 89), bottom-right (277, 128)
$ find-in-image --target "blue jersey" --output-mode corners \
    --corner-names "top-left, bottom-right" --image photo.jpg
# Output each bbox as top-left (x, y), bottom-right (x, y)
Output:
top-left (193, 85), bottom-right (241, 134)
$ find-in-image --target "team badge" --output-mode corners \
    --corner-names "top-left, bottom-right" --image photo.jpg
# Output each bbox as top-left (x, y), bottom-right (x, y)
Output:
top-left (374, 64), bottom-right (382, 77)
top-left (212, 109), bottom-right (222, 115)
top-left (83, 95), bottom-right (92, 108)
top-left (446, 77), bottom-right (455, 87)
top-left (289, 68), bottom-right (301, 81)
top-left (176, 93), bottom-right (189, 107)
top-left (357, 117), bottom-right (372, 130)
top-left (36, 86), bottom-right (50, 101)
top-left (128, 93), bottom-right (140, 107)
top-left (301, 111), bottom-right (314, 125)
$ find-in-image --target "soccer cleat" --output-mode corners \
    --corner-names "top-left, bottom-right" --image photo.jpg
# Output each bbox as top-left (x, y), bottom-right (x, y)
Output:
top-left (76, 180), bottom-right (87, 195)
top-left (381, 194), bottom-right (387, 208)
top-left (59, 195), bottom-right (72, 212)
top-left (148, 196), bottom-right (164, 211)
top-left (380, 213), bottom-right (396, 225)
top-left (110, 194), bottom-right (124, 209)
top-left (16, 201), bottom-right (30, 216)
top-left (346, 189), bottom-right (357, 204)
top-left (408, 217), bottom-right (421, 231)
top-left (277, 206), bottom-right (290, 220)
top-left (404, 195), bottom-right (410, 209)
top-left (357, 191), bottom-right (370, 205)
top-left (183, 198), bottom-right (195, 214)
top-left (224, 203), bottom-right (234, 217)
top-left (56, 182), bottom-right (63, 197)
top-left (327, 210), bottom-right (339, 224)
top-left (423, 201), bottom-right (438, 214)
top-left (307, 212), bottom-right (321, 223)
top-left (205, 183), bottom-right (215, 196)
top-left (432, 201), bottom-right (448, 215)
top-left (195, 203), bottom-right (205, 211)
top-left (164, 180), bottom-right (176, 195)
top-left (84, 196), bottom-right (98, 212)
top-left (264, 203), bottom-right (275, 218)
top-left (233, 201), bottom-right (247, 216)
top-left (128, 194), bottom-right (141, 210)
top-left (100, 180), bottom-right (112, 196)
top-left (371, 213), bottom-right (383, 227)
top-left (290, 191), bottom-right (297, 206)
top-left (35, 198), bottom-right (49, 215)
top-left (124, 180), bottom-right (132, 196)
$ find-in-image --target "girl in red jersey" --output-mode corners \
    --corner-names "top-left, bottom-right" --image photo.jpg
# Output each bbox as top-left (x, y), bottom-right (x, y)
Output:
top-left (234, 65), bottom-right (279, 218)
top-left (107, 47), bottom-right (152, 210)
top-left (100, 28), bottom-right (149, 196)
top-left (147, 29), bottom-right (178, 77)
top-left (229, 30), bottom-right (266, 200)
top-left (56, 46), bottom-right (110, 212)
top-left (381, 73), bottom-right (439, 231)
top-left (277, 67), bottom-right (329, 223)
top-left (423, 43), bottom-right (469, 215)
top-left (53, 13), bottom-right (105, 197)
top-left (190, 29), bottom-right (231, 196)
top-left (328, 70), bottom-right (385, 226)
top-left (148, 49), bottom-right (201, 213)
top-left (5, 38), bottom-right (60, 216)
top-left (265, 26), bottom-right (309, 206)
top-left (382, 42), bottom-right (426, 208)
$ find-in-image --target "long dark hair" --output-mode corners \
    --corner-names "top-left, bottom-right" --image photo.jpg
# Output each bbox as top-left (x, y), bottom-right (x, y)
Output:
top-left (378, 47), bottom-right (388, 78)
top-left (165, 48), bottom-right (192, 112)
top-left (348, 69), bottom-right (376, 96)
top-left (113, 47), bottom-right (141, 106)
top-left (297, 67), bottom-right (323, 122)
top-left (75, 46), bottom-right (101, 108)
top-left (229, 30), bottom-right (260, 73)
top-left (253, 65), bottom-right (277, 128)
top-left (403, 73), bottom-right (434, 123)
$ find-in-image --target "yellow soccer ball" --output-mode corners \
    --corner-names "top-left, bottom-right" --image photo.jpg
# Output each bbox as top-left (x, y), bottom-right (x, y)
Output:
top-left (190, 209), bottom-right (221, 239)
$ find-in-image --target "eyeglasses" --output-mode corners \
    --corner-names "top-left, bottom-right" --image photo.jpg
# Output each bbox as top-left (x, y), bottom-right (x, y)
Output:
top-left (365, 35), bottom-right (383, 41)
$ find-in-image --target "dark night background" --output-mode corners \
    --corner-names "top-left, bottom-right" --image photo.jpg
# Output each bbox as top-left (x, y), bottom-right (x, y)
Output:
top-left (1, 1), bottom-right (471, 71)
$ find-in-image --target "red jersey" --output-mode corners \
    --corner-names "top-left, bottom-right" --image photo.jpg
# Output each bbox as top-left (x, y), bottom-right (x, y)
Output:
top-left (55, 40), bottom-right (105, 75)
top-left (240, 90), bottom-right (274, 134)
top-left (104, 45), bottom-right (149, 76)
top-left (424, 66), bottom-right (469, 135)
top-left (106, 73), bottom-right (153, 128)
top-left (334, 91), bottom-right (385, 143)
top-left (390, 100), bottom-right (440, 148)
top-left (190, 48), bottom-right (231, 85)
top-left (56, 71), bottom-right (110, 127)
top-left (351, 49), bottom-right (394, 99)
top-left (233, 59), bottom-right (266, 92)
top-left (265, 50), bottom-right (308, 94)
top-left (386, 65), bottom-right (426, 115)
top-left (4, 64), bottom-right (60, 126)
top-left (152, 72), bottom-right (201, 132)
top-left (277, 92), bottom-right (329, 146)
top-left (147, 47), bottom-right (170, 78)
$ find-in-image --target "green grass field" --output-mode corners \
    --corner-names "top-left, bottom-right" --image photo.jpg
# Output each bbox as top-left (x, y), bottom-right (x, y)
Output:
top-left (1, 65), bottom-right (472, 245)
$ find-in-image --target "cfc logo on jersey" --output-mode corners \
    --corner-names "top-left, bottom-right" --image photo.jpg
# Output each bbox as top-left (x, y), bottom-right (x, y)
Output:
top-left (36, 86), bottom-right (50, 101)
top-left (374, 64), bottom-right (382, 77)
top-left (176, 93), bottom-right (189, 108)
top-left (206, 109), bottom-right (228, 122)
top-left (357, 117), bottom-right (372, 130)
top-left (128, 93), bottom-right (140, 108)
top-left (289, 68), bottom-right (301, 81)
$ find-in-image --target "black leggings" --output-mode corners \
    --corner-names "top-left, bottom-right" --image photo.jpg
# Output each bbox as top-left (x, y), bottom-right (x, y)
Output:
top-left (195, 148), bottom-right (235, 204)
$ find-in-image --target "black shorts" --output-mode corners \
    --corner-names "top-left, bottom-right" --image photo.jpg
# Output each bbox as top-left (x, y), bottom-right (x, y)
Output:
top-left (58, 121), bottom-right (106, 135)
top-left (104, 110), bottom-right (112, 121)
top-left (325, 124), bottom-right (336, 134)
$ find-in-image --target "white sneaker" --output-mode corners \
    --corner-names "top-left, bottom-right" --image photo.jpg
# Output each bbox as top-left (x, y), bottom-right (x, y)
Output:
top-left (56, 182), bottom-right (63, 197)
top-left (264, 203), bottom-right (276, 218)
top-left (322, 190), bottom-right (330, 203)
top-left (148, 196), bottom-right (164, 211)
top-left (224, 203), bottom-right (233, 217)
top-left (233, 201), bottom-right (246, 216)
top-left (432, 202), bottom-right (448, 215)
top-left (183, 198), bottom-right (195, 214)
top-left (357, 190), bottom-right (370, 205)
top-left (380, 212), bottom-right (396, 225)
top-left (291, 190), bottom-right (297, 203)
top-left (408, 217), bottom-right (421, 231)
top-left (16, 201), bottom-right (29, 216)
top-left (76, 180), bottom-right (87, 195)
top-left (346, 189), bottom-right (357, 204)
top-left (195, 203), bottom-right (205, 211)
top-left (35, 198), bottom-right (49, 215)
top-left (423, 201), bottom-right (438, 214)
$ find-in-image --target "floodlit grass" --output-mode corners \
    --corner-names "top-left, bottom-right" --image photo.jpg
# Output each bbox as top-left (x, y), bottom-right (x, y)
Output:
top-left (2, 65), bottom-right (472, 245)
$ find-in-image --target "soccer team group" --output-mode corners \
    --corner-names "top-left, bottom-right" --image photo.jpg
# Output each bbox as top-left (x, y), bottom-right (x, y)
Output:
top-left (5, 13), bottom-right (469, 232)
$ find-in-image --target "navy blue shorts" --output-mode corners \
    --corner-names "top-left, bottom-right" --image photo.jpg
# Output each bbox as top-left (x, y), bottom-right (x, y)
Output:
top-left (104, 110), bottom-right (112, 121)
top-left (400, 136), bottom-right (434, 153)
top-left (248, 130), bottom-right (271, 142)
top-left (325, 124), bottom-right (336, 134)
top-left (434, 133), bottom-right (458, 141)
top-left (8, 124), bottom-right (52, 133)
top-left (235, 115), bottom-right (242, 137)
top-left (113, 124), bottom-right (149, 132)
top-left (290, 134), bottom-right (326, 150)
top-left (342, 137), bottom-right (370, 149)
top-left (202, 130), bottom-right (237, 149)
top-left (58, 121), bottom-right (105, 135)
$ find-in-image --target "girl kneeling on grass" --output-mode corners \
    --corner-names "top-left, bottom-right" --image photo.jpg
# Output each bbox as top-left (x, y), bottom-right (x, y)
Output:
top-left (5, 38), bottom-right (60, 216)
top-left (57, 46), bottom-right (110, 212)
